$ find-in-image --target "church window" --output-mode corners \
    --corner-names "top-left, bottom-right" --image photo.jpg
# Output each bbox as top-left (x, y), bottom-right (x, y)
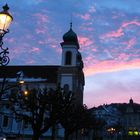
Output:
top-left (65, 51), bottom-right (72, 65)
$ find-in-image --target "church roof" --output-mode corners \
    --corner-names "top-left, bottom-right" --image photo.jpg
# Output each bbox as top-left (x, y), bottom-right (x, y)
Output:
top-left (0, 65), bottom-right (60, 83)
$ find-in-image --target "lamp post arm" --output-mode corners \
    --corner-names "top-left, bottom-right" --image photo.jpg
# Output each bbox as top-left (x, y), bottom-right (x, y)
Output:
top-left (0, 30), bottom-right (9, 50)
top-left (0, 31), bottom-right (10, 66)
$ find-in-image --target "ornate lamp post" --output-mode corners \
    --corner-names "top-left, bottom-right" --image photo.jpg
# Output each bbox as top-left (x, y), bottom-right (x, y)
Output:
top-left (0, 4), bottom-right (13, 66)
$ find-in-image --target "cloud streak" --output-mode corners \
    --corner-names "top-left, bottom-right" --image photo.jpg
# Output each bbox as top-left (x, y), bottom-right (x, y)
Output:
top-left (84, 59), bottom-right (140, 76)
top-left (101, 20), bottom-right (140, 39)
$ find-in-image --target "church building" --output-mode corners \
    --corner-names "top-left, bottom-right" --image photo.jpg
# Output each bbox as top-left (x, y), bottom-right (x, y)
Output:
top-left (0, 24), bottom-right (85, 139)
top-left (0, 23), bottom-right (85, 104)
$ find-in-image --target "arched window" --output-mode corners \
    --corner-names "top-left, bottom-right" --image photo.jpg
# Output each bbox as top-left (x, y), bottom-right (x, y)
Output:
top-left (65, 51), bottom-right (72, 65)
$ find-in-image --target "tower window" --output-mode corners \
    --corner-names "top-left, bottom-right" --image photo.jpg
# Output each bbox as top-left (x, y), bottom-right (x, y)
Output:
top-left (65, 51), bottom-right (72, 65)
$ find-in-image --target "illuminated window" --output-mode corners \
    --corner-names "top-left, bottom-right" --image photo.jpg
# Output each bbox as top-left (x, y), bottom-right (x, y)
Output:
top-left (134, 131), bottom-right (139, 136)
top-left (128, 131), bottom-right (133, 136)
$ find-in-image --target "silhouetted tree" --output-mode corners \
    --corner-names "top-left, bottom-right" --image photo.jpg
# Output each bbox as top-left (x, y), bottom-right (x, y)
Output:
top-left (56, 90), bottom-right (95, 140)
top-left (91, 118), bottom-right (106, 140)
top-left (9, 85), bottom-right (96, 140)
top-left (62, 105), bottom-right (100, 140)
top-left (9, 88), bottom-right (60, 140)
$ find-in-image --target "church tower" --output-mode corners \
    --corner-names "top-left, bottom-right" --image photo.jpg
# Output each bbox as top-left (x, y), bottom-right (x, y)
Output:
top-left (58, 23), bottom-right (85, 104)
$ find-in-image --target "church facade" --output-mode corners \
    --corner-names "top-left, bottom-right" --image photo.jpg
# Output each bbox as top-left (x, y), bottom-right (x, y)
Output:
top-left (0, 24), bottom-right (85, 139)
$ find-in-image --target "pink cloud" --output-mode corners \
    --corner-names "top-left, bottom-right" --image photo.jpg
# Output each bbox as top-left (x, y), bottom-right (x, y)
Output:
top-left (101, 28), bottom-right (124, 39)
top-left (51, 45), bottom-right (61, 53)
top-left (5, 37), bottom-right (15, 43)
top-left (84, 59), bottom-right (140, 76)
top-left (89, 6), bottom-right (96, 13)
top-left (78, 36), bottom-right (93, 47)
top-left (117, 53), bottom-right (129, 61)
top-left (30, 47), bottom-right (40, 53)
top-left (84, 55), bottom-right (95, 65)
top-left (26, 59), bottom-right (36, 65)
top-left (51, 45), bottom-right (57, 48)
top-left (75, 13), bottom-right (91, 20)
top-left (79, 22), bottom-right (94, 31)
top-left (92, 48), bottom-right (97, 52)
top-left (33, 13), bottom-right (49, 24)
top-left (127, 38), bottom-right (136, 48)
top-left (35, 28), bottom-right (47, 34)
top-left (122, 38), bottom-right (136, 49)
top-left (101, 20), bottom-right (140, 39)
top-left (32, 13), bottom-right (49, 35)
top-left (38, 40), bottom-right (45, 45)
top-left (122, 20), bottom-right (140, 28)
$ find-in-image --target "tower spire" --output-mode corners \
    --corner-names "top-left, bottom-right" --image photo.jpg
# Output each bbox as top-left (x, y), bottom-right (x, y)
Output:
top-left (70, 22), bottom-right (72, 29)
top-left (70, 13), bottom-right (72, 29)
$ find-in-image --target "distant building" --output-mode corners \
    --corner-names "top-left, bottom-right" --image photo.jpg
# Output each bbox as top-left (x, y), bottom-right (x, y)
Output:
top-left (123, 98), bottom-right (140, 139)
top-left (0, 24), bottom-right (85, 139)
top-left (86, 99), bottom-right (140, 140)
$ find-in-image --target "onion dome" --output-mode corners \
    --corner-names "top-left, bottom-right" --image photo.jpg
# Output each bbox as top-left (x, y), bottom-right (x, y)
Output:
top-left (63, 28), bottom-right (78, 43)
top-left (62, 23), bottom-right (79, 49)
top-left (63, 22), bottom-right (78, 43)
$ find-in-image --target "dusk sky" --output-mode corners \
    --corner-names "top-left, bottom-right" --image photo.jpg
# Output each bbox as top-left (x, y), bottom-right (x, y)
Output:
top-left (1, 0), bottom-right (140, 107)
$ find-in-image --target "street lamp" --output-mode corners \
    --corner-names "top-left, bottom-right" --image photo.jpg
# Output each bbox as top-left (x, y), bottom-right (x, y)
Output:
top-left (0, 4), bottom-right (13, 66)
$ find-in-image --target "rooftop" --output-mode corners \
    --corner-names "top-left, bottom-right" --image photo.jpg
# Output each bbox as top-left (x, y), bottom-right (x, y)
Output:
top-left (0, 65), bottom-right (60, 83)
